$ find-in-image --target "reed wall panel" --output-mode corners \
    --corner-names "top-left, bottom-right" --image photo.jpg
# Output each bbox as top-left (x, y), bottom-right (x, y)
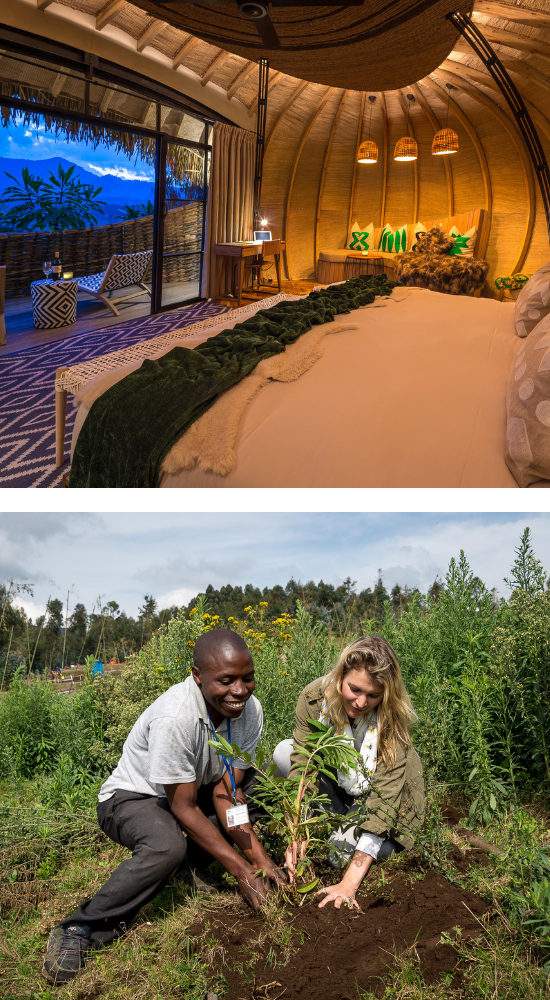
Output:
top-left (317, 91), bottom-right (361, 256)
top-left (383, 91), bottom-right (417, 227)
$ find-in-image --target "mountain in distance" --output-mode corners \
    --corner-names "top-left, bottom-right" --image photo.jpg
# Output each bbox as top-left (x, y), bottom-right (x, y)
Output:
top-left (0, 156), bottom-right (156, 223)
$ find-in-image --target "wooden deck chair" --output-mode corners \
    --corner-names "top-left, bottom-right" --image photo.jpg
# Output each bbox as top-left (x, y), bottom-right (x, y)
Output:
top-left (77, 250), bottom-right (153, 317)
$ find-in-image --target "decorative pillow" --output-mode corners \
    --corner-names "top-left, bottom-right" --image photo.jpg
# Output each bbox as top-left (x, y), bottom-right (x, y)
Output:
top-left (514, 261), bottom-right (550, 338)
top-left (348, 222), bottom-right (374, 252)
top-left (411, 221), bottom-right (427, 248)
top-left (505, 311), bottom-right (550, 486)
top-left (412, 227), bottom-right (453, 255)
top-left (346, 219), bottom-right (361, 248)
top-left (448, 225), bottom-right (477, 257)
top-left (378, 223), bottom-right (407, 253)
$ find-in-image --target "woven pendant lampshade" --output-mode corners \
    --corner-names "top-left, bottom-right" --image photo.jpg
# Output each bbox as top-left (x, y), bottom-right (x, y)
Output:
top-left (432, 83), bottom-right (459, 155)
top-left (357, 95), bottom-right (378, 164)
top-left (358, 141), bottom-right (378, 164)
top-left (394, 137), bottom-right (418, 161)
top-left (395, 94), bottom-right (417, 161)
top-left (432, 128), bottom-right (459, 154)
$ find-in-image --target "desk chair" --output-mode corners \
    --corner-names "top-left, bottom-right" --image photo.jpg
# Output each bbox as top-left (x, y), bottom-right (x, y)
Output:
top-left (244, 239), bottom-right (282, 293)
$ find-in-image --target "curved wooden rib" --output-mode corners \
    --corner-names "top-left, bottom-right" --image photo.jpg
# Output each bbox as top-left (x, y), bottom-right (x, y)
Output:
top-left (172, 36), bottom-right (199, 71)
top-left (265, 80), bottom-right (310, 157)
top-left (380, 91), bottom-right (388, 225)
top-left (470, 21), bottom-right (550, 65)
top-left (282, 87), bottom-right (335, 279)
top-left (421, 75), bottom-right (492, 220)
top-left (397, 90), bottom-right (419, 222)
top-left (498, 53), bottom-right (550, 98)
top-left (248, 71), bottom-right (283, 117)
top-left (347, 92), bottom-right (366, 235)
top-left (474, 1), bottom-right (550, 30)
top-left (137, 19), bottom-right (166, 52)
top-left (433, 66), bottom-right (535, 274)
top-left (96, 0), bottom-right (126, 31)
top-left (315, 90), bottom-right (349, 264)
top-left (444, 56), bottom-right (550, 145)
top-left (201, 50), bottom-right (230, 86)
top-left (227, 61), bottom-right (255, 100)
top-left (410, 83), bottom-right (453, 216)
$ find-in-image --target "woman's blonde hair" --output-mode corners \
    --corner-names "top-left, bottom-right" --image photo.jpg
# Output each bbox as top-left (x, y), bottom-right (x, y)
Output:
top-left (322, 636), bottom-right (417, 766)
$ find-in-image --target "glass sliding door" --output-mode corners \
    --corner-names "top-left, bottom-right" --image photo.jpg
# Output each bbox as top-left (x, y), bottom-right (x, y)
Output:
top-left (154, 137), bottom-right (208, 310)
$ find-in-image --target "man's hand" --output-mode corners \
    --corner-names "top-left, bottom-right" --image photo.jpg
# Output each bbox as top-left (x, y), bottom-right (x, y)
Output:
top-left (237, 868), bottom-right (270, 910)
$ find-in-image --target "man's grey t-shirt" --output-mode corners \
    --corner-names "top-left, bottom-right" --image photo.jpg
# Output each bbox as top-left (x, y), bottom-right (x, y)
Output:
top-left (98, 674), bottom-right (263, 802)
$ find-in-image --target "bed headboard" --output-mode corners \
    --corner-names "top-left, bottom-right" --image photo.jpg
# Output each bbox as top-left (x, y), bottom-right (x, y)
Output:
top-left (424, 209), bottom-right (490, 260)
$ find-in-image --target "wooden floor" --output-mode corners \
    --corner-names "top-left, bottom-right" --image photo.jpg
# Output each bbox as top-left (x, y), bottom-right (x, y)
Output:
top-left (0, 280), bottom-right (199, 356)
top-left (0, 278), bottom-right (317, 357)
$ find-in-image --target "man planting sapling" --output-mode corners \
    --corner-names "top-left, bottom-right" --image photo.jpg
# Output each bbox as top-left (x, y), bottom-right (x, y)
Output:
top-left (43, 629), bottom-right (285, 985)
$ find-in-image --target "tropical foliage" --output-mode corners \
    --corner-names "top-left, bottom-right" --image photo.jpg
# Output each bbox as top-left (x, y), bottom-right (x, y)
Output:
top-left (0, 163), bottom-right (106, 232)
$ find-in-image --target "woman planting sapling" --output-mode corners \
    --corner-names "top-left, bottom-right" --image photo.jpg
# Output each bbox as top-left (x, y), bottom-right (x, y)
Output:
top-left (273, 636), bottom-right (425, 909)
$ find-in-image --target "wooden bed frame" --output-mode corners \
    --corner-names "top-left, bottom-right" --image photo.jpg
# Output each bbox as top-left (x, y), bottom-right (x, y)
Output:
top-left (316, 208), bottom-right (490, 286)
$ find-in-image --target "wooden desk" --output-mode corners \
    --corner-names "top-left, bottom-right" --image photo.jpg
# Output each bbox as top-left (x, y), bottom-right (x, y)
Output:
top-left (214, 241), bottom-right (284, 307)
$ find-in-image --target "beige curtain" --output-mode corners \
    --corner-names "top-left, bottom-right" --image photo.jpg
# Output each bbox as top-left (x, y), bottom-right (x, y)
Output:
top-left (202, 122), bottom-right (255, 299)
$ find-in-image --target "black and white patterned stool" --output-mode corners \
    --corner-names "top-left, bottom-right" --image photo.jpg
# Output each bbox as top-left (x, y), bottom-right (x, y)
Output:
top-left (30, 279), bottom-right (78, 329)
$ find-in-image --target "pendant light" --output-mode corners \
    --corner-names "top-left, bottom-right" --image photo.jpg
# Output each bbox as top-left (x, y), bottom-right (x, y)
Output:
top-left (357, 95), bottom-right (378, 164)
top-left (432, 83), bottom-right (459, 155)
top-left (394, 94), bottom-right (418, 161)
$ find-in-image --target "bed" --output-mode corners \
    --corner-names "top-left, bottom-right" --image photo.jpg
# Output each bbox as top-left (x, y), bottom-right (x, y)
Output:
top-left (67, 283), bottom-right (523, 488)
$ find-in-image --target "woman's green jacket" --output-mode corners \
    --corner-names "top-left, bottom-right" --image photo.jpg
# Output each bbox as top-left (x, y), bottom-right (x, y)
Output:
top-left (289, 677), bottom-right (425, 850)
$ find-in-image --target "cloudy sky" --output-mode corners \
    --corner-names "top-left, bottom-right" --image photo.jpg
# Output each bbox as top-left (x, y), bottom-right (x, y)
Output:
top-left (2, 512), bottom-right (550, 622)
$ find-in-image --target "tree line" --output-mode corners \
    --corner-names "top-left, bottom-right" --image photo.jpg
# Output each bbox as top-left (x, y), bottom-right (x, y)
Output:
top-left (0, 571), bottom-right (447, 684)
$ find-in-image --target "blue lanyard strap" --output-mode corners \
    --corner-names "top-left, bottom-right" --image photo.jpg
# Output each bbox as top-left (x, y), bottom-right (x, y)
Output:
top-left (208, 715), bottom-right (237, 803)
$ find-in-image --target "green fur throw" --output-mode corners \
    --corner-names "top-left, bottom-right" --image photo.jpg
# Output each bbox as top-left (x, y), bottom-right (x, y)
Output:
top-left (69, 273), bottom-right (399, 489)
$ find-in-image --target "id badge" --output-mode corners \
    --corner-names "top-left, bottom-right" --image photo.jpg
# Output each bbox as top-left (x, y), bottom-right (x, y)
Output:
top-left (226, 803), bottom-right (249, 829)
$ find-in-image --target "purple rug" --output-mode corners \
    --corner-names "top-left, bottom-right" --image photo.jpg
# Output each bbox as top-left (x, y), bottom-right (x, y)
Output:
top-left (0, 301), bottom-right (229, 488)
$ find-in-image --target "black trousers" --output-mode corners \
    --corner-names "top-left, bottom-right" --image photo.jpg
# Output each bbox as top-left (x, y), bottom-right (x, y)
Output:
top-left (59, 771), bottom-right (262, 945)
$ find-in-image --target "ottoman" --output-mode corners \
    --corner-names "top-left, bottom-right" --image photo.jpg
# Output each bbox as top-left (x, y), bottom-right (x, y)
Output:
top-left (30, 279), bottom-right (78, 329)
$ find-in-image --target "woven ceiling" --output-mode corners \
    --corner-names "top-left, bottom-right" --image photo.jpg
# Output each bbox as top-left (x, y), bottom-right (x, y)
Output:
top-left (128, 0), bottom-right (474, 91)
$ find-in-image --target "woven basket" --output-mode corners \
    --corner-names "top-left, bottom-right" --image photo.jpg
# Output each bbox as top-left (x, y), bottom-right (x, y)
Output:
top-left (432, 129), bottom-right (459, 155)
top-left (394, 136), bottom-right (418, 161)
top-left (357, 140), bottom-right (378, 163)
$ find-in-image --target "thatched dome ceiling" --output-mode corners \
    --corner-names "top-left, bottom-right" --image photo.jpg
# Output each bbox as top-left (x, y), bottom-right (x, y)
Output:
top-left (12, 0), bottom-right (550, 292)
top-left (128, 0), bottom-right (474, 92)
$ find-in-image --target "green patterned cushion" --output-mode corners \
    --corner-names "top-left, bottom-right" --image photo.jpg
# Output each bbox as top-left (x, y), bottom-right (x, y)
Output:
top-left (348, 222), bottom-right (374, 251)
top-left (378, 223), bottom-right (407, 253)
top-left (448, 225), bottom-right (477, 257)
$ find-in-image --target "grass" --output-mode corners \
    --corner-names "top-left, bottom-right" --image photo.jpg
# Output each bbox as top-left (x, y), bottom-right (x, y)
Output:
top-left (2, 535), bottom-right (550, 997)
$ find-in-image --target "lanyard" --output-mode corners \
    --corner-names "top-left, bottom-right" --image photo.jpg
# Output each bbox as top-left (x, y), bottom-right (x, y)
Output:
top-left (208, 714), bottom-right (237, 804)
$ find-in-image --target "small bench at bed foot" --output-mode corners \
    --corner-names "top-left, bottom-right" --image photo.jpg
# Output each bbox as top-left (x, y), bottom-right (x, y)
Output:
top-left (395, 252), bottom-right (489, 296)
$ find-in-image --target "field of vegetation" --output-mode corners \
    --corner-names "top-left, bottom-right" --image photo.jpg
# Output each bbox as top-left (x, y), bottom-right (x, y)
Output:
top-left (1, 529), bottom-right (550, 1000)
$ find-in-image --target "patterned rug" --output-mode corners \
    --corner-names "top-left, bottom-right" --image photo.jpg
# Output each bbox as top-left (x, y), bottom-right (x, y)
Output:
top-left (0, 301), bottom-right (229, 488)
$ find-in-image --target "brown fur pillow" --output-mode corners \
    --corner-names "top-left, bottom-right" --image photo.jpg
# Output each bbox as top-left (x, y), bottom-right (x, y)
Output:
top-left (412, 227), bottom-right (453, 255)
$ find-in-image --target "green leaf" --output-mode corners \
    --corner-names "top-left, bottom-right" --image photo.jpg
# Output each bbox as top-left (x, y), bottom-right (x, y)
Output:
top-left (297, 877), bottom-right (319, 893)
top-left (489, 793), bottom-right (496, 811)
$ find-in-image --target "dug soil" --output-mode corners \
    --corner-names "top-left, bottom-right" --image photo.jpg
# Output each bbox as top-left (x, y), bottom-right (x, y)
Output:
top-left (190, 847), bottom-right (491, 1000)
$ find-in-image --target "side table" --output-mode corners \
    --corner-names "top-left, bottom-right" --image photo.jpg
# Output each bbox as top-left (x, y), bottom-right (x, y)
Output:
top-left (344, 254), bottom-right (386, 280)
top-left (30, 279), bottom-right (78, 329)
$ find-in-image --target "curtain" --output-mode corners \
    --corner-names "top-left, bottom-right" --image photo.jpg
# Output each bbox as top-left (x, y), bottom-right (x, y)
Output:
top-left (202, 122), bottom-right (255, 299)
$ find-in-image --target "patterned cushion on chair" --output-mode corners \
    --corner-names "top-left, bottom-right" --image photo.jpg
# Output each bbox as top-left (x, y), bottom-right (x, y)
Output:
top-left (77, 271), bottom-right (107, 293)
top-left (104, 251), bottom-right (153, 291)
top-left (77, 251), bottom-right (153, 294)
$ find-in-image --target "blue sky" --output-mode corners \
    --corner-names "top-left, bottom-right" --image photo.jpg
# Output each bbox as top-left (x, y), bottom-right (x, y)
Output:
top-left (2, 512), bottom-right (549, 622)
top-left (0, 114), bottom-right (154, 182)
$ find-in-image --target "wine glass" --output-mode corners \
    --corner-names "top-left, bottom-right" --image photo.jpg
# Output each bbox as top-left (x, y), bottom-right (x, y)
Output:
top-left (42, 261), bottom-right (52, 282)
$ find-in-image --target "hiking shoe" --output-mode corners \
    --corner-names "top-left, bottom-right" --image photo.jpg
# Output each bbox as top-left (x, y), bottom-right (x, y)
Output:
top-left (42, 923), bottom-right (91, 984)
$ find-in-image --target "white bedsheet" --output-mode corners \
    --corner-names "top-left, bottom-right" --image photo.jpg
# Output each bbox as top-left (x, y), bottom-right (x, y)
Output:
top-left (160, 288), bottom-right (519, 488)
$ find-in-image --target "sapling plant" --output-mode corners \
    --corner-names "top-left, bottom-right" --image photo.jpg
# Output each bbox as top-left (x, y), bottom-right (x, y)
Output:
top-left (209, 720), bottom-right (362, 898)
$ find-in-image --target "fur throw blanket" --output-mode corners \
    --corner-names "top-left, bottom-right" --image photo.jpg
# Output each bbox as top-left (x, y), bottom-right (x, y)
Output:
top-left (395, 252), bottom-right (489, 296)
top-left (412, 226), bottom-right (454, 255)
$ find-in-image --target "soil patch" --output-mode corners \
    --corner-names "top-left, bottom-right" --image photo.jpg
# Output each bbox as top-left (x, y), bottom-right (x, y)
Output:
top-left (191, 852), bottom-right (490, 1000)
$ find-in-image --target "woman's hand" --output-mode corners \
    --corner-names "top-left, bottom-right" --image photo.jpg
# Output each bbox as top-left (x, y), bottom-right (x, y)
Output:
top-left (285, 839), bottom-right (307, 883)
top-left (315, 881), bottom-right (360, 910)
